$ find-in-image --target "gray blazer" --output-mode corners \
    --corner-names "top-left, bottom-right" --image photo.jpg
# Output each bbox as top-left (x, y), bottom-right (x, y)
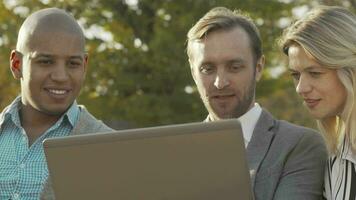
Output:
top-left (249, 110), bottom-right (327, 200)
top-left (40, 106), bottom-right (114, 200)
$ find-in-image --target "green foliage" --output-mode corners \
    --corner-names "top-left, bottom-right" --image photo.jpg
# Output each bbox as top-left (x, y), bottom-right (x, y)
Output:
top-left (0, 2), bottom-right (21, 109)
top-left (1, 0), bottom-right (351, 129)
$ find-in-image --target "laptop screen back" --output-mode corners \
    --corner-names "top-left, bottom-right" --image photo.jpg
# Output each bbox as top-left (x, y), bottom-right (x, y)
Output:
top-left (44, 119), bottom-right (253, 200)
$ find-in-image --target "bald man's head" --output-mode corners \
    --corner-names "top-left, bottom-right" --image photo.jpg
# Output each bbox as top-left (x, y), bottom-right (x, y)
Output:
top-left (10, 8), bottom-right (88, 117)
top-left (16, 8), bottom-right (85, 53)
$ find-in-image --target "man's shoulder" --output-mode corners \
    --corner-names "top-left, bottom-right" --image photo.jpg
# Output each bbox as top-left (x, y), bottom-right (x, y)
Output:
top-left (277, 119), bottom-right (319, 137)
top-left (272, 118), bottom-right (325, 152)
top-left (258, 109), bottom-right (327, 165)
top-left (259, 109), bottom-right (323, 148)
top-left (73, 105), bottom-right (114, 134)
top-left (253, 110), bottom-right (327, 200)
top-left (0, 103), bottom-right (17, 126)
top-left (0, 98), bottom-right (20, 121)
top-left (0, 107), bottom-right (6, 118)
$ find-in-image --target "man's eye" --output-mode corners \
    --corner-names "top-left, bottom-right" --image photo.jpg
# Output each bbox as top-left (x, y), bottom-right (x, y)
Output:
top-left (68, 61), bottom-right (82, 68)
top-left (230, 65), bottom-right (243, 72)
top-left (38, 60), bottom-right (53, 65)
top-left (199, 65), bottom-right (214, 74)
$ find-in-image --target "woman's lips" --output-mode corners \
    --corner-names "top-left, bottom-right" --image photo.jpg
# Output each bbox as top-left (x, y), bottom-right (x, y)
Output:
top-left (304, 98), bottom-right (321, 108)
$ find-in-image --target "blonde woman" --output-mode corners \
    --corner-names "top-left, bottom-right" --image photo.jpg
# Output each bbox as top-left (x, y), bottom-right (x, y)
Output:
top-left (280, 5), bottom-right (356, 200)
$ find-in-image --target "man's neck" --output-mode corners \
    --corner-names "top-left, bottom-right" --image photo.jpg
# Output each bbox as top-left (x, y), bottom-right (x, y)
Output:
top-left (209, 103), bottom-right (256, 121)
top-left (20, 104), bottom-right (63, 146)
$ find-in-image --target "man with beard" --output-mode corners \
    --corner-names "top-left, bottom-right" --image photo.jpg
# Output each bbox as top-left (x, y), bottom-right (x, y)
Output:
top-left (187, 7), bottom-right (327, 200)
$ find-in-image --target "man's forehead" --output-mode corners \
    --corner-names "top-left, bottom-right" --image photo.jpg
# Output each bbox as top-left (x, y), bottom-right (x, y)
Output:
top-left (28, 51), bottom-right (84, 59)
top-left (190, 37), bottom-right (244, 56)
top-left (22, 29), bottom-right (85, 52)
top-left (28, 29), bottom-right (83, 42)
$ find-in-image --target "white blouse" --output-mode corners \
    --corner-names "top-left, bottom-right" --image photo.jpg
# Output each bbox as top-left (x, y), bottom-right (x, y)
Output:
top-left (324, 138), bottom-right (356, 200)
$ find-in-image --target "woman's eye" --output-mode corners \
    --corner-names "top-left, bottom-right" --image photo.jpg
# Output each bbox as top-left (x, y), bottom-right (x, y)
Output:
top-left (309, 71), bottom-right (322, 77)
top-left (290, 72), bottom-right (300, 80)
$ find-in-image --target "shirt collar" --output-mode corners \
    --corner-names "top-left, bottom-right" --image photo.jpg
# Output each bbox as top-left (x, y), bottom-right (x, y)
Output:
top-left (2, 96), bottom-right (22, 128)
top-left (0, 96), bottom-right (79, 130)
top-left (205, 103), bottom-right (262, 147)
top-left (340, 136), bottom-right (356, 164)
top-left (64, 101), bottom-right (80, 128)
top-left (237, 103), bottom-right (262, 147)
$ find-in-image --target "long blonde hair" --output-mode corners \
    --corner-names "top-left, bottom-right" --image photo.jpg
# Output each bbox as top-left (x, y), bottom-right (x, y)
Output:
top-left (280, 6), bottom-right (356, 154)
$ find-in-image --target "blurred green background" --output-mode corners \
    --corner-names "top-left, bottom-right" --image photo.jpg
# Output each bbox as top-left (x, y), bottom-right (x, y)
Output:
top-left (1, 0), bottom-right (354, 129)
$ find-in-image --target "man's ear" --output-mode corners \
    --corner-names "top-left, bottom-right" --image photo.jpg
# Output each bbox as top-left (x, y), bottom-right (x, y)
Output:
top-left (10, 50), bottom-right (23, 79)
top-left (83, 53), bottom-right (89, 74)
top-left (255, 55), bottom-right (265, 82)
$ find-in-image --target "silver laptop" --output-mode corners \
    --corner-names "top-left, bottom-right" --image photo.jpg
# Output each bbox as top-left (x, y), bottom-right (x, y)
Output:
top-left (43, 119), bottom-right (253, 200)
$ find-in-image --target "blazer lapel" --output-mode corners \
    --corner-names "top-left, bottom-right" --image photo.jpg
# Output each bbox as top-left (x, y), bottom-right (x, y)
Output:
top-left (246, 110), bottom-right (276, 188)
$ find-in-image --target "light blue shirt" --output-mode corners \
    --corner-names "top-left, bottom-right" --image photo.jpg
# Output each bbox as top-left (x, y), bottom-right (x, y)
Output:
top-left (0, 96), bottom-right (80, 200)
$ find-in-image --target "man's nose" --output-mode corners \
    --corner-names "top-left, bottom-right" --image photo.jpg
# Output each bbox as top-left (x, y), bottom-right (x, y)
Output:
top-left (214, 72), bottom-right (230, 89)
top-left (51, 62), bottom-right (69, 82)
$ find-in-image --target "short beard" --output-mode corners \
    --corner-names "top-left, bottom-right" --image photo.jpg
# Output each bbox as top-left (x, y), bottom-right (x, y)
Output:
top-left (203, 69), bottom-right (257, 120)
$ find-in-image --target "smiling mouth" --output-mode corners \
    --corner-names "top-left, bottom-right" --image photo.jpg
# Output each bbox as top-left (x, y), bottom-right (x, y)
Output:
top-left (304, 99), bottom-right (321, 108)
top-left (45, 88), bottom-right (70, 96)
top-left (49, 89), bottom-right (67, 94)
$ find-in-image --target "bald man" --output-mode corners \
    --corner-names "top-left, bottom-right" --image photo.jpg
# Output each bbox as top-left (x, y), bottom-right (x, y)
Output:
top-left (0, 8), bottom-right (113, 200)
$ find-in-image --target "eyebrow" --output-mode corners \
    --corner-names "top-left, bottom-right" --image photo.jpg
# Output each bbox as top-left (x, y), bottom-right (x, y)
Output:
top-left (200, 58), bottom-right (245, 66)
top-left (289, 65), bottom-right (324, 71)
top-left (227, 59), bottom-right (245, 65)
top-left (288, 68), bottom-right (298, 73)
top-left (199, 61), bottom-right (214, 67)
top-left (29, 52), bottom-right (84, 61)
top-left (68, 56), bottom-right (84, 61)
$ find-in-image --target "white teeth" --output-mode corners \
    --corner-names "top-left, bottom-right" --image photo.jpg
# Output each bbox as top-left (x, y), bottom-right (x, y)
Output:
top-left (48, 89), bottom-right (66, 95)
